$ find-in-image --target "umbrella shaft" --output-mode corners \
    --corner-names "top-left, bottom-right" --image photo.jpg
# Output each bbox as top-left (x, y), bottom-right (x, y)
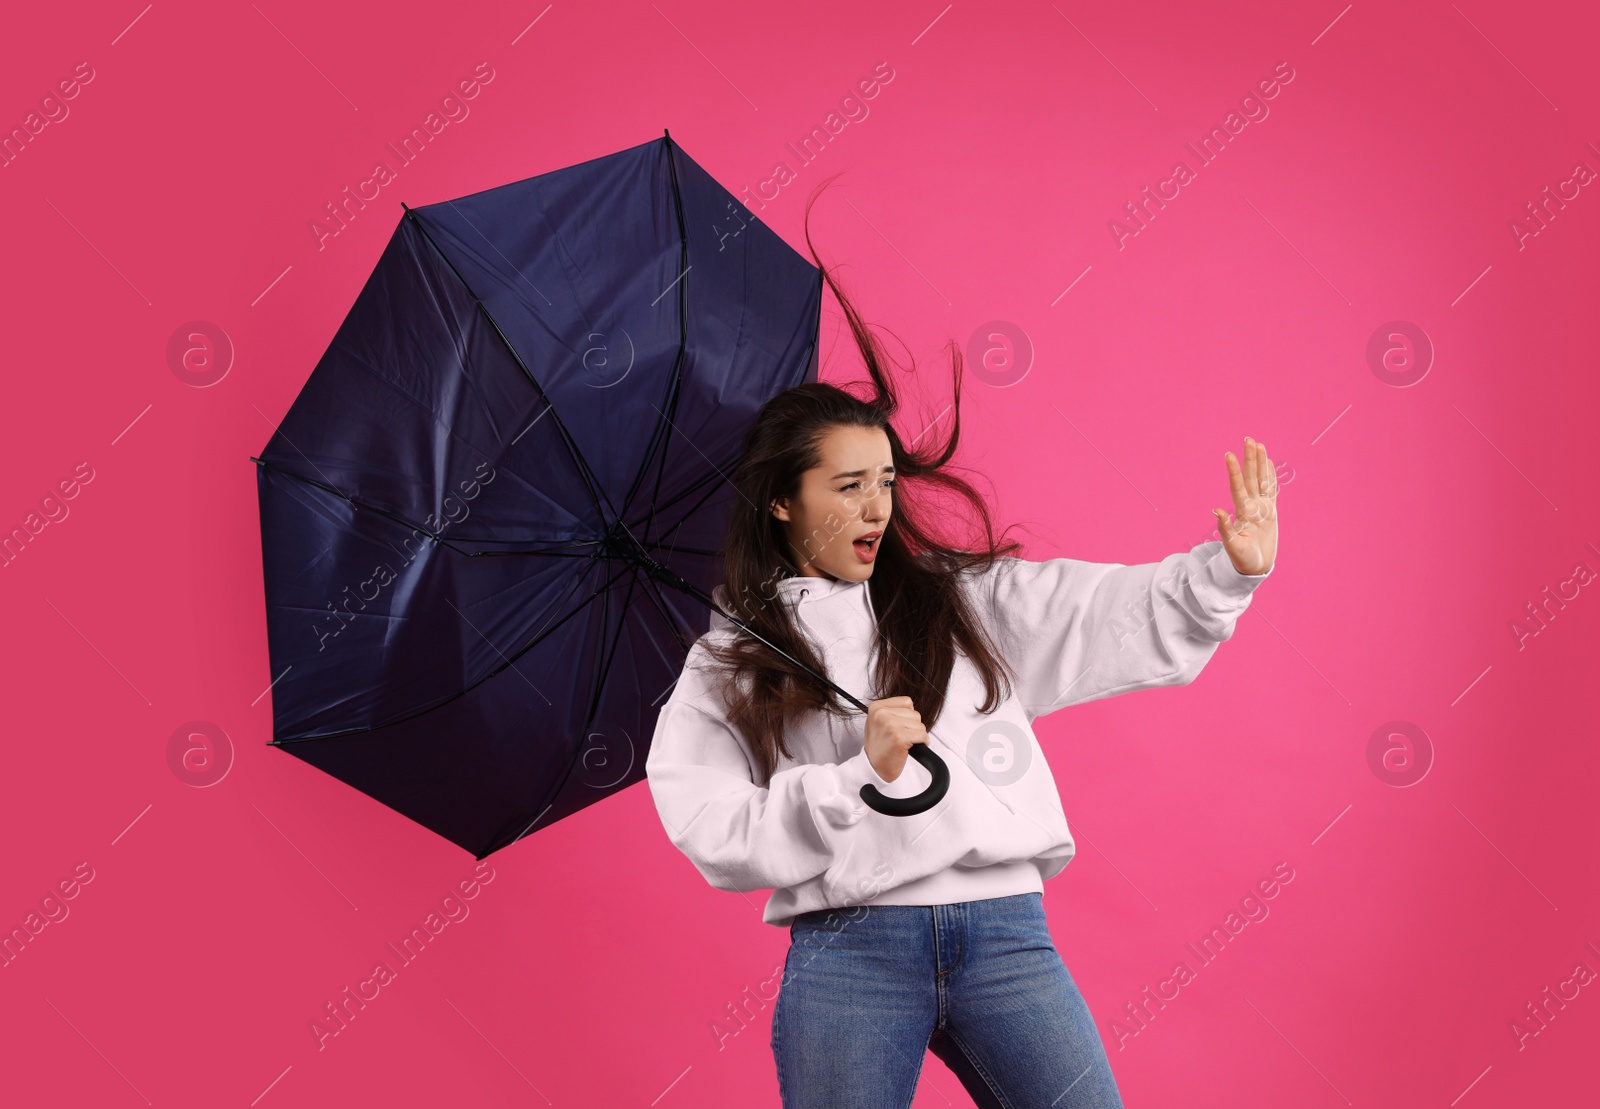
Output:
top-left (633, 552), bottom-right (870, 716)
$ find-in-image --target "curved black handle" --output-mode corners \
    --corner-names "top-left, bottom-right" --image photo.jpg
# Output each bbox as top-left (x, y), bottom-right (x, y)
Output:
top-left (859, 744), bottom-right (949, 816)
top-left (642, 572), bottom-right (950, 817)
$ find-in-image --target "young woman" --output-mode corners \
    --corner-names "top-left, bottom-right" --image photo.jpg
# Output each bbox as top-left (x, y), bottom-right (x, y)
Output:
top-left (644, 237), bottom-right (1278, 1108)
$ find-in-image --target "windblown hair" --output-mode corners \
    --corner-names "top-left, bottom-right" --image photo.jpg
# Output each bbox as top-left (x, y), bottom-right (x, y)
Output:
top-left (700, 179), bottom-right (1023, 786)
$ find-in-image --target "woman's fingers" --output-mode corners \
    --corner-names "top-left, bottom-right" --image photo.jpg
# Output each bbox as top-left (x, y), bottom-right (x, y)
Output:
top-left (874, 702), bottom-right (919, 719)
top-left (1226, 446), bottom-right (1248, 516)
top-left (867, 697), bottom-right (927, 750)
top-left (1215, 437), bottom-right (1279, 539)
top-left (1213, 506), bottom-right (1234, 542)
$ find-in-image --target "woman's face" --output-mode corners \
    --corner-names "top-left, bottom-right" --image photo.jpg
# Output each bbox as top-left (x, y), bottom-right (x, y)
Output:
top-left (770, 424), bottom-right (894, 583)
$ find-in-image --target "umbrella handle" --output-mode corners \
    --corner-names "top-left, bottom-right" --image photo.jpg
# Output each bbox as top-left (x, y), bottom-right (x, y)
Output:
top-left (859, 744), bottom-right (950, 817)
top-left (641, 572), bottom-right (951, 816)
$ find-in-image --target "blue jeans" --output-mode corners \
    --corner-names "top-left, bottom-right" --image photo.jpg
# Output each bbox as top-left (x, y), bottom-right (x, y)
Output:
top-left (773, 892), bottom-right (1124, 1108)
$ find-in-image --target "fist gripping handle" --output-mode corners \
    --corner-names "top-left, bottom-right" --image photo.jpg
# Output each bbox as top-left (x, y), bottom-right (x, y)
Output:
top-left (859, 744), bottom-right (949, 816)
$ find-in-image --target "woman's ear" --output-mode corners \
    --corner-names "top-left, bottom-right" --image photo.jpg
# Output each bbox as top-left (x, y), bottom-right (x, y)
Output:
top-left (770, 497), bottom-right (791, 523)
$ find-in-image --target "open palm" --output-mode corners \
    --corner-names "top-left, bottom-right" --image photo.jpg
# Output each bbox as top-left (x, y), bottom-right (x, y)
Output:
top-left (1214, 436), bottom-right (1279, 576)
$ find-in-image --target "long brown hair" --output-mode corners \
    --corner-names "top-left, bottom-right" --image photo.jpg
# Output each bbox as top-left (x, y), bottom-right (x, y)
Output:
top-left (700, 180), bottom-right (1023, 785)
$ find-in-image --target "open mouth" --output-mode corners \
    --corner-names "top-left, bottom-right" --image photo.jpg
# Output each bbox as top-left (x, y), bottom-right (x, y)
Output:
top-left (852, 532), bottom-right (881, 561)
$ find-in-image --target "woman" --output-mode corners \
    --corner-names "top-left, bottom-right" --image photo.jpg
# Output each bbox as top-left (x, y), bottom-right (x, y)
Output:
top-left (644, 217), bottom-right (1278, 1108)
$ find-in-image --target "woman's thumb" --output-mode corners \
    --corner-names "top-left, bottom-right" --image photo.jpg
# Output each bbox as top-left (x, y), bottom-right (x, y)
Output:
top-left (1213, 507), bottom-right (1234, 541)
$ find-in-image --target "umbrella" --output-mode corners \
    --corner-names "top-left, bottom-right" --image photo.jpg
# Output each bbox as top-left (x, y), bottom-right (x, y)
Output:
top-left (252, 132), bottom-right (947, 860)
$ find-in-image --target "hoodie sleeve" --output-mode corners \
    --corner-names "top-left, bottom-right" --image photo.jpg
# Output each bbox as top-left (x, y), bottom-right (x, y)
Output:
top-left (974, 539), bottom-right (1272, 721)
top-left (644, 645), bottom-right (910, 894)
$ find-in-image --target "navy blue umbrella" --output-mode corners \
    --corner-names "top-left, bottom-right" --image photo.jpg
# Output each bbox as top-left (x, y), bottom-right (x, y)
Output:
top-left (252, 133), bottom-right (946, 859)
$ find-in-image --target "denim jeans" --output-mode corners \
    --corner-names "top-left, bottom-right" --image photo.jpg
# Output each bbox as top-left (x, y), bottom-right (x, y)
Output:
top-left (772, 892), bottom-right (1124, 1108)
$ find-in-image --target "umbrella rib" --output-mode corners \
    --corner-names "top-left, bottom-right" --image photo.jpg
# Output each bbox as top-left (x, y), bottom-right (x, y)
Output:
top-left (270, 556), bottom-right (634, 745)
top-left (594, 564), bottom-right (697, 746)
top-left (469, 548), bottom-right (605, 558)
top-left (638, 135), bottom-right (738, 557)
top-left (643, 508), bottom-right (703, 563)
top-left (614, 139), bottom-right (823, 562)
top-left (622, 559), bottom-right (696, 659)
top-left (640, 565), bottom-right (871, 717)
top-left (484, 554), bottom-right (694, 857)
top-left (636, 472), bottom-right (732, 555)
top-left (639, 541), bottom-right (720, 557)
top-left (401, 204), bottom-right (621, 530)
top-left (250, 456), bottom-right (594, 557)
top-left (614, 136), bottom-right (691, 543)
top-left (578, 552), bottom-right (623, 778)
top-left (623, 564), bottom-right (698, 681)
top-left (619, 273), bottom-right (820, 530)
top-left (631, 465), bottom-right (725, 520)
top-left (485, 550), bottom-right (635, 855)
top-left (468, 562), bottom-right (869, 854)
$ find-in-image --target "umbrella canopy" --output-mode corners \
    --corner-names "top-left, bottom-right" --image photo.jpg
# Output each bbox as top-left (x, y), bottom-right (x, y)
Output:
top-left (253, 133), bottom-right (827, 858)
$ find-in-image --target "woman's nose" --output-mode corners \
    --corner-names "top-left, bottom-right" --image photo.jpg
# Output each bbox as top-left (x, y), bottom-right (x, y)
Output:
top-left (863, 489), bottom-right (890, 522)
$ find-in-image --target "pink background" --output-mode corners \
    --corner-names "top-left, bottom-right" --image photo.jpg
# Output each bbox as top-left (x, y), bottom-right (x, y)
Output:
top-left (2, 1), bottom-right (1597, 1105)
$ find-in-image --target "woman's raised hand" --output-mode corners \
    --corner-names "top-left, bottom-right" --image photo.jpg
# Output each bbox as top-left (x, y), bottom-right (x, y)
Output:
top-left (1214, 436), bottom-right (1279, 576)
top-left (863, 696), bottom-right (928, 783)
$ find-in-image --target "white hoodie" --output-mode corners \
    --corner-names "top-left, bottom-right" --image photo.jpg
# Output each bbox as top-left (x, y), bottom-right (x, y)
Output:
top-left (645, 540), bottom-right (1272, 928)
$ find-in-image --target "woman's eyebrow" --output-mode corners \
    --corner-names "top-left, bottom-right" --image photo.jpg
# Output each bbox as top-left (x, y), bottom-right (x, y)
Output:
top-left (830, 464), bottom-right (897, 479)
